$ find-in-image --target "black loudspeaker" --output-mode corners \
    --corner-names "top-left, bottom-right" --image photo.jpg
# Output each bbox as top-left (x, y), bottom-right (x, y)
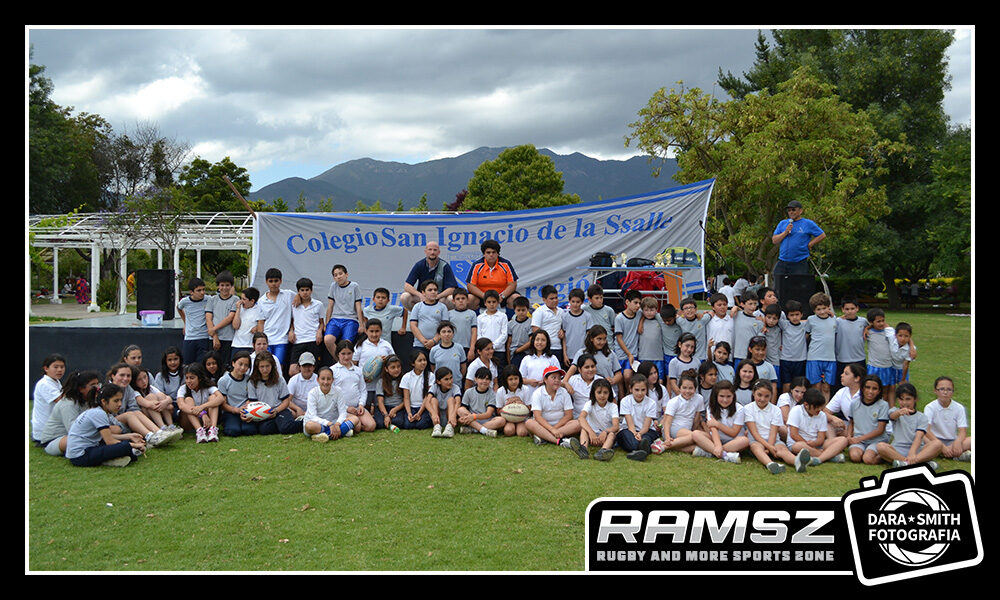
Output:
top-left (776, 274), bottom-right (817, 317)
top-left (135, 269), bottom-right (176, 320)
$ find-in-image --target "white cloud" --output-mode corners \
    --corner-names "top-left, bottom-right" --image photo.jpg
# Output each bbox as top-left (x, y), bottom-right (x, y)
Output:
top-left (96, 73), bottom-right (208, 121)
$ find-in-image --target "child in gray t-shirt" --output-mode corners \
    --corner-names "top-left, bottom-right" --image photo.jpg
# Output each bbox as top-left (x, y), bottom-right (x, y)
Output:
top-left (835, 298), bottom-right (868, 366)
top-left (847, 375), bottom-right (890, 464)
top-left (583, 285), bottom-right (618, 355)
top-left (447, 289), bottom-right (478, 354)
top-left (457, 367), bottom-right (501, 436)
top-left (561, 289), bottom-right (594, 366)
top-left (875, 383), bottom-right (942, 468)
top-left (732, 292), bottom-right (764, 362)
top-left (363, 287), bottom-right (406, 343)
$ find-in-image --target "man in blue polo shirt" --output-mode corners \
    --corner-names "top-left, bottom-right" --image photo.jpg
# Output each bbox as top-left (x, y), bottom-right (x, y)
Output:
top-left (400, 241), bottom-right (459, 311)
top-left (771, 200), bottom-right (825, 276)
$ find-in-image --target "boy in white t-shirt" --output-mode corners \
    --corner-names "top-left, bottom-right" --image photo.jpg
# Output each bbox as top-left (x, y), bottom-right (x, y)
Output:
top-left (231, 287), bottom-right (265, 355)
top-left (476, 290), bottom-right (509, 367)
top-left (785, 388), bottom-right (848, 465)
top-left (258, 267), bottom-right (297, 374)
top-left (31, 354), bottom-right (65, 444)
top-left (531, 285), bottom-right (565, 360)
top-left (286, 352), bottom-right (319, 418)
top-left (288, 278), bottom-right (325, 377)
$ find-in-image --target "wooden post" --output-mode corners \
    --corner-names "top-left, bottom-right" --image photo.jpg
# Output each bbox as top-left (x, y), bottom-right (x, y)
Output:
top-left (223, 175), bottom-right (256, 218)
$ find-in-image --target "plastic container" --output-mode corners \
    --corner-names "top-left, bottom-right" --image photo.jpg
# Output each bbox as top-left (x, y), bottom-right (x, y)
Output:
top-left (139, 310), bottom-right (164, 327)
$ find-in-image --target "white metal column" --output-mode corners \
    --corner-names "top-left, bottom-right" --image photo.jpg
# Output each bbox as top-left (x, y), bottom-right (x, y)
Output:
top-left (88, 243), bottom-right (100, 312)
top-left (173, 247), bottom-right (181, 311)
top-left (118, 249), bottom-right (128, 315)
top-left (50, 248), bottom-right (60, 303)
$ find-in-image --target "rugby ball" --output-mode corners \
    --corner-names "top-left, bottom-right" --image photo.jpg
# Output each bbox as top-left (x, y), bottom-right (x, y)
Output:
top-left (500, 402), bottom-right (530, 423)
top-left (362, 355), bottom-right (385, 383)
top-left (242, 401), bottom-right (273, 421)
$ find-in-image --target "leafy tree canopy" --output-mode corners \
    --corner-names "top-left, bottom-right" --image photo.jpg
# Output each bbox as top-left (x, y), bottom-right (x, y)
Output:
top-left (178, 156), bottom-right (252, 212)
top-left (464, 145), bottom-right (580, 211)
top-left (626, 67), bottom-right (903, 274)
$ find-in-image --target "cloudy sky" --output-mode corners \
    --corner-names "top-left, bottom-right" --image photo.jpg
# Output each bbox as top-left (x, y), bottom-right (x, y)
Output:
top-left (27, 27), bottom-right (973, 193)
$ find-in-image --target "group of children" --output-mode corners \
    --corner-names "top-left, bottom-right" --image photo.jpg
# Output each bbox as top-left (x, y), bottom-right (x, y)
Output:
top-left (30, 265), bottom-right (971, 471)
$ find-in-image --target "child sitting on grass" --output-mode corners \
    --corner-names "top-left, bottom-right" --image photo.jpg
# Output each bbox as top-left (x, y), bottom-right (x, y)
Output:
top-left (876, 382), bottom-right (941, 469)
top-left (571, 378), bottom-right (619, 461)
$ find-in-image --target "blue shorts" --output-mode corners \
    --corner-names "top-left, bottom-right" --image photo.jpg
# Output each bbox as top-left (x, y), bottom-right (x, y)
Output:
top-left (780, 360), bottom-right (807, 385)
top-left (619, 359), bottom-right (634, 372)
top-left (806, 360), bottom-right (837, 385)
top-left (268, 343), bottom-right (290, 369)
top-left (325, 318), bottom-right (360, 343)
top-left (639, 359), bottom-right (666, 380)
top-left (866, 365), bottom-right (895, 386)
top-left (890, 367), bottom-right (908, 385)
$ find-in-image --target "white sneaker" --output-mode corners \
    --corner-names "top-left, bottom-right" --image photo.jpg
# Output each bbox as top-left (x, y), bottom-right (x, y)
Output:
top-left (893, 459), bottom-right (908, 468)
top-left (164, 427), bottom-right (183, 443)
top-left (344, 427), bottom-right (354, 438)
top-left (829, 453), bottom-right (846, 463)
top-left (928, 460), bottom-right (940, 471)
top-left (692, 446), bottom-right (712, 459)
top-left (102, 456), bottom-right (132, 467)
top-left (533, 435), bottom-right (545, 445)
top-left (443, 424), bottom-right (455, 438)
top-left (482, 428), bottom-right (497, 438)
top-left (311, 433), bottom-right (329, 443)
top-left (431, 424), bottom-right (443, 438)
top-left (766, 461), bottom-right (785, 474)
top-left (559, 438), bottom-right (573, 449)
top-left (460, 426), bottom-right (475, 435)
top-left (196, 427), bottom-right (207, 443)
top-left (147, 429), bottom-right (168, 447)
top-left (208, 426), bottom-right (219, 442)
top-left (724, 452), bottom-right (741, 464)
top-left (956, 450), bottom-right (972, 462)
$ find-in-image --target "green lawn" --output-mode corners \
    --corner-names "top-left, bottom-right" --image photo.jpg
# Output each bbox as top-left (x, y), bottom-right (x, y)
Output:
top-left (26, 309), bottom-right (972, 572)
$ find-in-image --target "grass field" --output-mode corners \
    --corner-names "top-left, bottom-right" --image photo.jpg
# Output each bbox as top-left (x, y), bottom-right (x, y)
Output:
top-left (26, 309), bottom-right (972, 572)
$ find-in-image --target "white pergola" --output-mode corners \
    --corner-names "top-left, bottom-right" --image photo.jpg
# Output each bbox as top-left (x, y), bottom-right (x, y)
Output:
top-left (28, 212), bottom-right (255, 314)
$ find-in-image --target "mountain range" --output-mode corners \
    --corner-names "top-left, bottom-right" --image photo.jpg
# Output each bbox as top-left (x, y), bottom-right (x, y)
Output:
top-left (247, 147), bottom-right (680, 211)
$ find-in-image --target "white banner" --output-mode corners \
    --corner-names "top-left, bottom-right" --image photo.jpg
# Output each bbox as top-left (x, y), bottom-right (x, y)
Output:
top-left (251, 178), bottom-right (714, 305)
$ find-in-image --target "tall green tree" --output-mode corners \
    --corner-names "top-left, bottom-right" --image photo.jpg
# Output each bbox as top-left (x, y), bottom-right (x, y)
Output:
top-left (717, 29), bottom-right (962, 302)
top-left (29, 56), bottom-right (112, 214)
top-left (626, 67), bottom-right (901, 274)
top-left (464, 145), bottom-right (580, 211)
top-left (178, 156), bottom-right (252, 212)
top-left (925, 125), bottom-right (971, 276)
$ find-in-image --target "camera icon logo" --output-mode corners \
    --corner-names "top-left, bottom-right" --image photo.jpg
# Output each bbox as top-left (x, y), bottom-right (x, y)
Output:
top-left (843, 465), bottom-right (981, 585)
